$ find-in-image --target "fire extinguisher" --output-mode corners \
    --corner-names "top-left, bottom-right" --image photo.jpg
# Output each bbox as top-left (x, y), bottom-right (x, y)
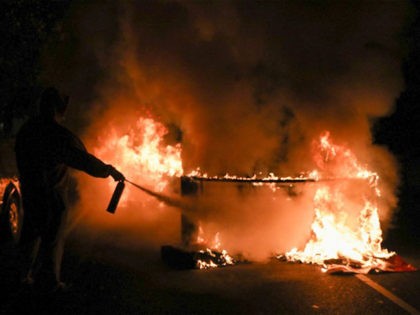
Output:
top-left (106, 180), bottom-right (125, 214)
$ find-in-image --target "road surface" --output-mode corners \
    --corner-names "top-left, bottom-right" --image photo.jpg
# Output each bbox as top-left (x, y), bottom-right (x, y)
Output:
top-left (0, 232), bottom-right (418, 315)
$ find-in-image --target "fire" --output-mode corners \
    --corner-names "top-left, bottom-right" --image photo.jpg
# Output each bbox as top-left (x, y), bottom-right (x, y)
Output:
top-left (285, 131), bottom-right (396, 273)
top-left (194, 224), bottom-right (235, 269)
top-left (94, 117), bottom-right (183, 193)
top-left (186, 168), bottom-right (317, 183)
top-left (314, 131), bottom-right (376, 180)
top-left (93, 116), bottom-right (412, 273)
top-left (92, 115), bottom-right (238, 269)
top-left (93, 115), bottom-right (233, 268)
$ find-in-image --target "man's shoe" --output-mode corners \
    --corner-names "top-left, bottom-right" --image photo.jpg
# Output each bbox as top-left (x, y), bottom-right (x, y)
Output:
top-left (53, 281), bottom-right (72, 293)
top-left (20, 276), bottom-right (35, 292)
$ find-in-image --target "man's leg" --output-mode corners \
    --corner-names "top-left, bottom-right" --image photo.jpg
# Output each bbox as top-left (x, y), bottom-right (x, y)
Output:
top-left (37, 209), bottom-right (67, 289)
top-left (18, 236), bottom-right (41, 284)
top-left (17, 208), bottom-right (42, 284)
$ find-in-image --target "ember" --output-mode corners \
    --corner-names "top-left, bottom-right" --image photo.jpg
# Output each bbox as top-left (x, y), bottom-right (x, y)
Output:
top-left (193, 226), bottom-right (235, 269)
top-left (161, 245), bottom-right (235, 270)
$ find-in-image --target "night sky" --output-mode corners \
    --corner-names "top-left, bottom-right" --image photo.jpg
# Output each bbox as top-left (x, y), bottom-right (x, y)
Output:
top-left (1, 1), bottom-right (419, 243)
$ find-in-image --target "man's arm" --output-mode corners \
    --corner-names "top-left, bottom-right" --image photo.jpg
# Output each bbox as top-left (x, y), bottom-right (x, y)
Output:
top-left (55, 127), bottom-right (124, 181)
top-left (64, 147), bottom-right (122, 179)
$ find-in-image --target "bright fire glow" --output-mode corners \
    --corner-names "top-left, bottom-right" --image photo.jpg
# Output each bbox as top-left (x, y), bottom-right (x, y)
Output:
top-left (195, 224), bottom-right (235, 269)
top-left (94, 116), bottom-right (405, 272)
top-left (285, 131), bottom-right (394, 272)
top-left (94, 117), bottom-right (183, 193)
top-left (94, 116), bottom-right (234, 268)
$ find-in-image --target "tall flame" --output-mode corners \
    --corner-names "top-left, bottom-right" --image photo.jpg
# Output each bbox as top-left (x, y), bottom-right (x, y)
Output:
top-left (94, 117), bottom-right (183, 193)
top-left (285, 131), bottom-right (394, 272)
top-left (92, 118), bottom-right (404, 272)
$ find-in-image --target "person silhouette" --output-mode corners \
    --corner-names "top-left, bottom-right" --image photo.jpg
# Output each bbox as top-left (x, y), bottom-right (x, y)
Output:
top-left (15, 87), bottom-right (124, 291)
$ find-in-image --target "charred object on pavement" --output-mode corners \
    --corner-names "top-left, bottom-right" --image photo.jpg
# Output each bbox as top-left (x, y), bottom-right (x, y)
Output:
top-left (161, 175), bottom-right (312, 270)
top-left (161, 245), bottom-right (235, 270)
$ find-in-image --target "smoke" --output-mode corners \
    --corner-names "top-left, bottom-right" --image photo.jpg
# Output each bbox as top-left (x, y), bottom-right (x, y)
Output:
top-left (41, 1), bottom-right (409, 259)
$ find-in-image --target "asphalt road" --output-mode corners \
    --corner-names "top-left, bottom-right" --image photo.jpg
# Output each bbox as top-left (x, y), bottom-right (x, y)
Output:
top-left (0, 232), bottom-right (418, 315)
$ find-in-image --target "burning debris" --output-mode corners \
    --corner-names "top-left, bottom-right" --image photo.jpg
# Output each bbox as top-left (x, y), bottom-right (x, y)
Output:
top-left (161, 245), bottom-right (235, 270)
top-left (280, 249), bottom-right (417, 274)
top-left (276, 132), bottom-right (417, 274)
top-left (186, 169), bottom-right (317, 184)
top-left (158, 178), bottom-right (237, 270)
top-left (162, 132), bottom-right (415, 273)
top-left (89, 116), bottom-right (415, 274)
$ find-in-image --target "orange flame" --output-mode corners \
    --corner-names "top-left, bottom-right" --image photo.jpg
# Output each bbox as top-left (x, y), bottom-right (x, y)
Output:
top-left (195, 224), bottom-right (234, 269)
top-left (285, 131), bottom-right (394, 272)
top-left (93, 117), bottom-right (398, 272)
top-left (94, 117), bottom-right (183, 194)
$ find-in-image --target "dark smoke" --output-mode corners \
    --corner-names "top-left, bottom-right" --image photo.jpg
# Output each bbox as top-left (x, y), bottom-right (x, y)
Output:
top-left (40, 1), bottom-right (410, 259)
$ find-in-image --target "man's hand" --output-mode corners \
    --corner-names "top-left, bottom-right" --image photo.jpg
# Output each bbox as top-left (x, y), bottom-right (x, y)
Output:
top-left (109, 166), bottom-right (125, 182)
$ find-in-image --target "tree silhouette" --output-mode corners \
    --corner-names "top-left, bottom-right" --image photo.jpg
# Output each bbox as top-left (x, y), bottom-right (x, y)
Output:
top-left (0, 0), bottom-right (70, 136)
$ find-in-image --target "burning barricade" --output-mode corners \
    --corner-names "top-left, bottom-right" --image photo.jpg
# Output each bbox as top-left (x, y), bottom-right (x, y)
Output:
top-left (91, 116), bottom-right (415, 274)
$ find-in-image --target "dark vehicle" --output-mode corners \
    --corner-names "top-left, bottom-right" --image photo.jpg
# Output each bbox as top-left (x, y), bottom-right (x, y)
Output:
top-left (0, 137), bottom-right (23, 245)
top-left (0, 178), bottom-right (22, 244)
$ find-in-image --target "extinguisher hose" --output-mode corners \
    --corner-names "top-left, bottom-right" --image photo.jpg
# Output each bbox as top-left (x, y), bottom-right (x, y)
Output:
top-left (107, 179), bottom-right (191, 214)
